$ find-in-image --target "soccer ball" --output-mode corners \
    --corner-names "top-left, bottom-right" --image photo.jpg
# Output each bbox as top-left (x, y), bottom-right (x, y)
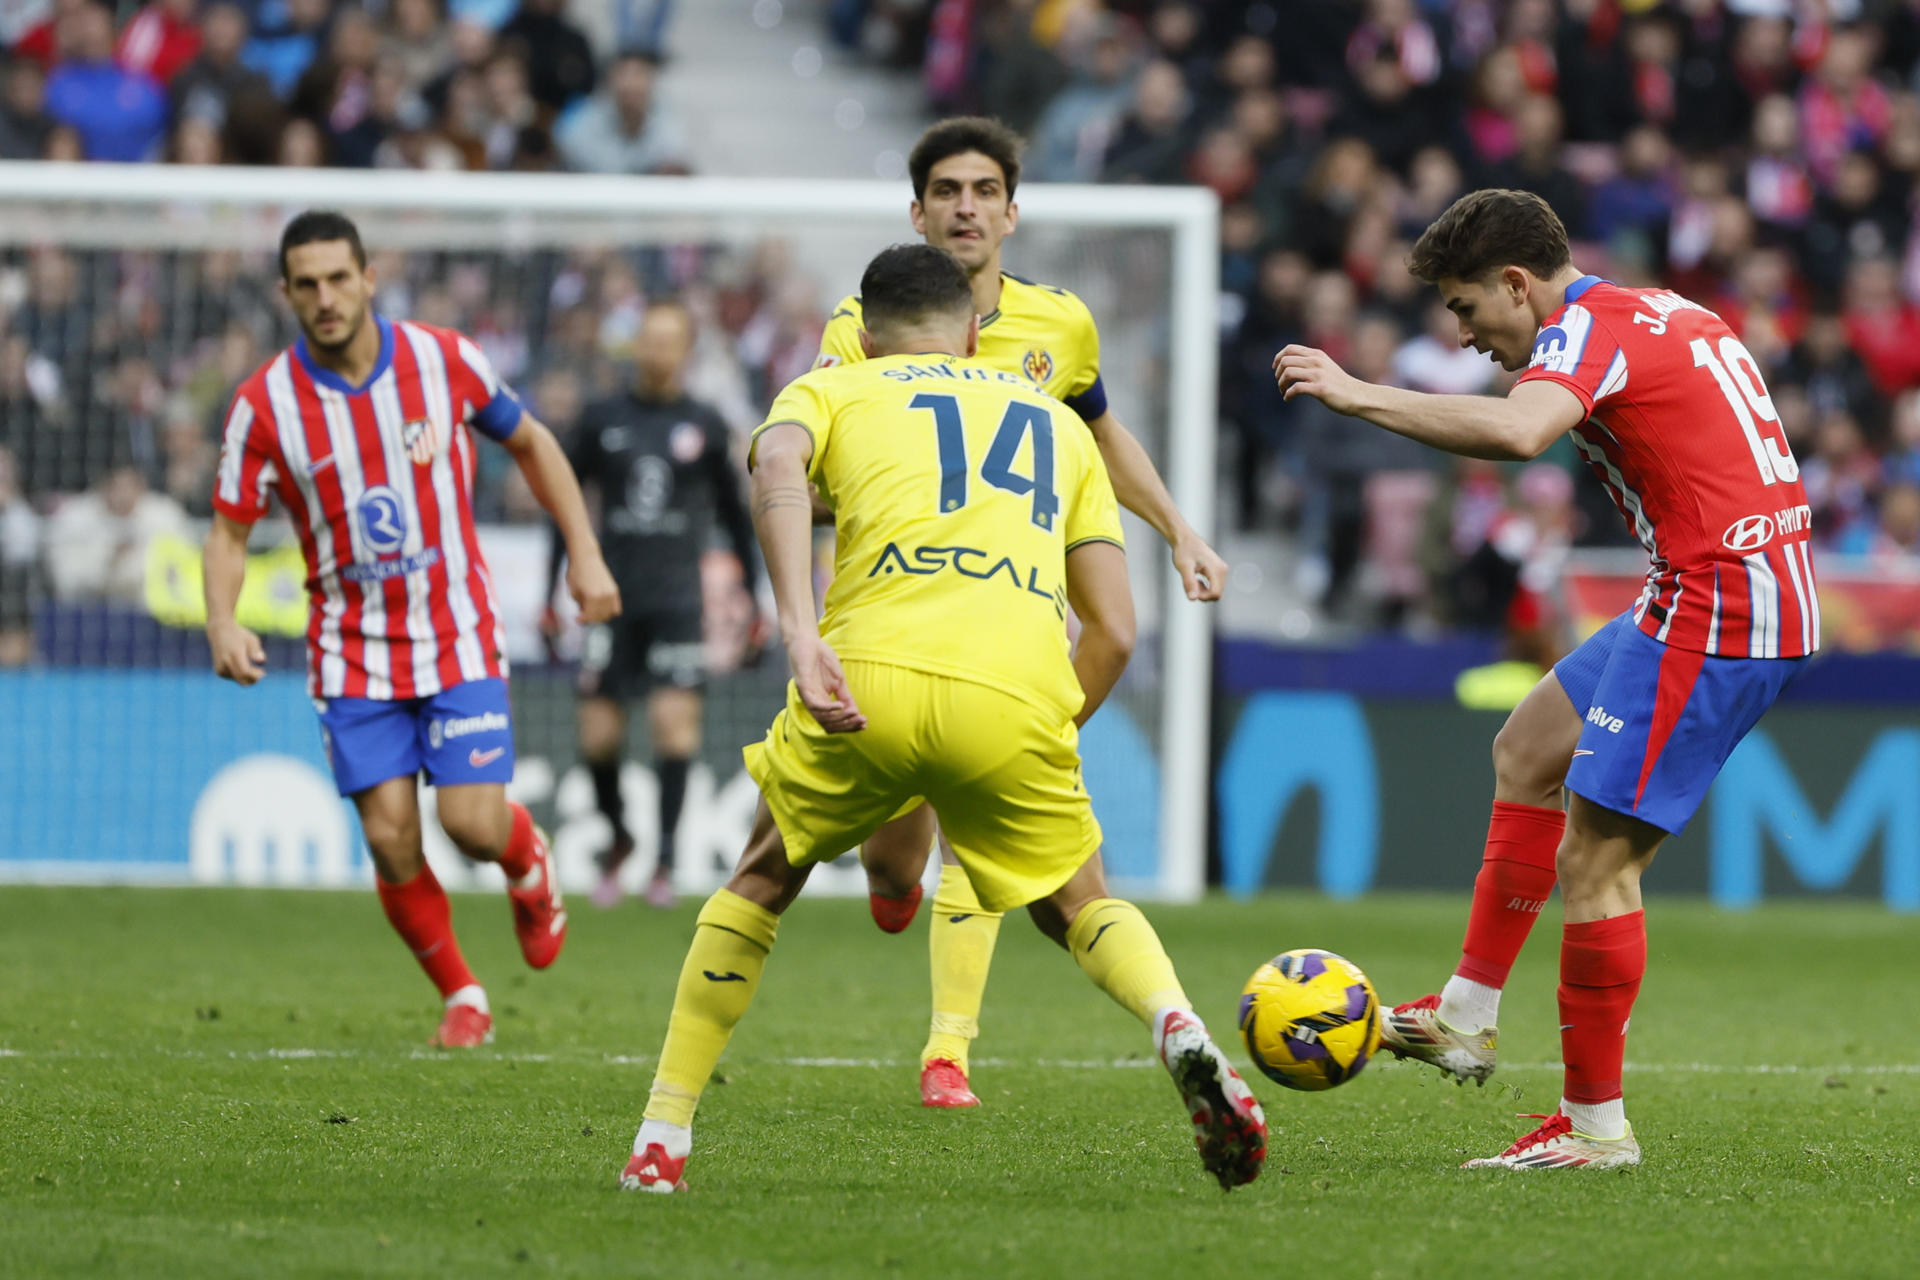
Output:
top-left (1237, 948), bottom-right (1382, 1092)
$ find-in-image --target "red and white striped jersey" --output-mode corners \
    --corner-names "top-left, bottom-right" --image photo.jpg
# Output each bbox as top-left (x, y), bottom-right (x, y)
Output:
top-left (212, 316), bottom-right (526, 699)
top-left (1517, 277), bottom-right (1819, 659)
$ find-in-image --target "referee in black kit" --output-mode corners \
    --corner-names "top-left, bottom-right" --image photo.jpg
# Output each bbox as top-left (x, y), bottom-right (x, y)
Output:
top-left (546, 299), bottom-right (760, 909)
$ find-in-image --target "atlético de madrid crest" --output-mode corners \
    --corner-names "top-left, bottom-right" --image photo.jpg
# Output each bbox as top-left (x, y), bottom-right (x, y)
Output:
top-left (403, 418), bottom-right (438, 466)
top-left (1023, 348), bottom-right (1054, 385)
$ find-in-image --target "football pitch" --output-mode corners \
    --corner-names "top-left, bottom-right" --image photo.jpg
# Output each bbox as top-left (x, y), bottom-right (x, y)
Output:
top-left (3, 887), bottom-right (1916, 1279)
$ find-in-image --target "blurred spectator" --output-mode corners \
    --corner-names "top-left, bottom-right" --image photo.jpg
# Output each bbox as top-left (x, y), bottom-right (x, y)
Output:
top-left (1297, 310), bottom-right (1432, 621)
top-left (158, 396), bottom-right (216, 517)
top-left (1589, 125), bottom-right (1675, 246)
top-left (1448, 461), bottom-right (1576, 666)
top-left (44, 465), bottom-right (190, 605)
top-left (242, 0), bottom-right (329, 98)
top-left (1802, 410), bottom-right (1884, 551)
top-left (556, 49), bottom-right (688, 175)
top-left (1800, 26), bottom-right (1892, 190)
top-left (1865, 480), bottom-right (1920, 563)
top-left (44, 1), bottom-right (169, 161)
top-left (0, 446), bottom-right (38, 667)
top-left (117, 0), bottom-right (202, 84)
top-left (0, 55), bottom-right (53, 158)
top-left (1100, 57), bottom-right (1190, 185)
top-left (1027, 17), bottom-right (1135, 182)
top-left (382, 0), bottom-right (452, 96)
top-left (172, 4), bottom-right (277, 160)
top-left (1486, 94), bottom-right (1585, 238)
top-left (975, 0), bottom-right (1065, 134)
top-left (496, 0), bottom-right (594, 113)
top-left (1745, 94), bottom-right (1815, 233)
top-left (1396, 299), bottom-right (1496, 396)
top-left (1802, 150), bottom-right (1907, 297)
top-left (289, 5), bottom-right (384, 164)
top-left (1841, 257), bottom-right (1920, 398)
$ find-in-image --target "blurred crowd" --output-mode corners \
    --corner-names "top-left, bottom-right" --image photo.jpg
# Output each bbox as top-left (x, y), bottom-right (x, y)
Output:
top-left (0, 220), bottom-right (831, 663)
top-left (0, 0), bottom-right (684, 173)
top-left (841, 0), bottom-right (1920, 638)
top-left (16, 2), bottom-right (1920, 654)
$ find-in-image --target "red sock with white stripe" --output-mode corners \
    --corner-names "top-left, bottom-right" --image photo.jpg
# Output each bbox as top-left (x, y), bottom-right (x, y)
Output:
top-left (376, 864), bottom-right (480, 1000)
top-left (1438, 800), bottom-right (1564, 1032)
top-left (1558, 911), bottom-right (1646, 1140)
top-left (497, 803), bottom-right (538, 883)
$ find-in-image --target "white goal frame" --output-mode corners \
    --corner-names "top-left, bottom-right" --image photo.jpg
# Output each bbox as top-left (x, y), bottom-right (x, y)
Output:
top-left (0, 162), bottom-right (1219, 902)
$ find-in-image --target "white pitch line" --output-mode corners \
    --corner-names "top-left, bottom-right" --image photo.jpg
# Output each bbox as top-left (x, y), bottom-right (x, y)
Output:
top-left (0, 1047), bottom-right (1915, 1076)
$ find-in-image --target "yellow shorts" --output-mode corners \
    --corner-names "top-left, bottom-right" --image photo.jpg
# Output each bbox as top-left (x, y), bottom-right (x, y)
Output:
top-left (742, 661), bottom-right (1102, 912)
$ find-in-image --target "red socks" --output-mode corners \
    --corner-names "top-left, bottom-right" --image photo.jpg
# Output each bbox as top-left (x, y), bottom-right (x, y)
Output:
top-left (1455, 800), bottom-right (1564, 987)
top-left (1559, 911), bottom-right (1647, 1105)
top-left (376, 864), bottom-right (478, 999)
top-left (496, 803), bottom-right (537, 881)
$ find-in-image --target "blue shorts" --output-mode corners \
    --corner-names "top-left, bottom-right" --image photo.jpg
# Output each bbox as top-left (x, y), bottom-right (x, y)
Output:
top-left (314, 678), bottom-right (517, 798)
top-left (1553, 613), bottom-right (1804, 834)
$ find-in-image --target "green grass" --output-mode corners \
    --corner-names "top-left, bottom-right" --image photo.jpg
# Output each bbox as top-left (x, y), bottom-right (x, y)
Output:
top-left (2, 887), bottom-right (1917, 1279)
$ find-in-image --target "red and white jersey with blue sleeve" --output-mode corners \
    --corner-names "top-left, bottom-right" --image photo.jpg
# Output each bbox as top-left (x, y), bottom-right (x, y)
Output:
top-left (211, 316), bottom-right (526, 699)
top-left (1516, 276), bottom-right (1819, 659)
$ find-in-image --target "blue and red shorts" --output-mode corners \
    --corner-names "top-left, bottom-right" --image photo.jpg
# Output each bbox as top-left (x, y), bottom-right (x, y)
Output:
top-left (1553, 612), bottom-right (1805, 834)
top-left (314, 677), bottom-right (517, 798)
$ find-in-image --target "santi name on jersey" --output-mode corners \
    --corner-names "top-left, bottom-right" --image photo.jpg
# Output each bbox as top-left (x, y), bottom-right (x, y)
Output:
top-left (867, 542), bottom-right (1068, 617)
top-left (880, 363), bottom-right (1030, 387)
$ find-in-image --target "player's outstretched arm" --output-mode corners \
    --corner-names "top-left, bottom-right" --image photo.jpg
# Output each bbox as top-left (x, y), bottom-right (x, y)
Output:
top-left (1084, 408), bottom-right (1227, 603)
top-left (1272, 345), bottom-right (1587, 461)
top-left (751, 423), bottom-right (865, 733)
top-left (502, 412), bottom-right (621, 625)
top-left (203, 513), bottom-right (266, 686)
top-left (1063, 539), bottom-right (1135, 728)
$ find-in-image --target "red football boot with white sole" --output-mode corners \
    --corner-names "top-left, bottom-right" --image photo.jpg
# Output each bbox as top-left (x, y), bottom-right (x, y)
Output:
top-left (619, 1143), bottom-right (689, 1193)
top-left (919, 1057), bottom-right (980, 1108)
top-left (432, 1002), bottom-right (493, 1048)
top-left (507, 824), bottom-right (567, 970)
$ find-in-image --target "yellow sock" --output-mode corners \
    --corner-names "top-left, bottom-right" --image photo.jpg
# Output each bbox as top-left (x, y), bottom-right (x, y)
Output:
top-left (1065, 897), bottom-right (1190, 1027)
top-left (921, 860), bottom-right (1003, 1072)
top-left (643, 889), bottom-right (779, 1127)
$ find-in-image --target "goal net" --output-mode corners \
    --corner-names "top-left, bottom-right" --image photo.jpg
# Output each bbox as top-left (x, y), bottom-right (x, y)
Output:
top-left (0, 164), bottom-right (1217, 902)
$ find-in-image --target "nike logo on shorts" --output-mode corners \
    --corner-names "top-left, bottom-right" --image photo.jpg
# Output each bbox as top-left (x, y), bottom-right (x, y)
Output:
top-left (469, 746), bottom-right (507, 768)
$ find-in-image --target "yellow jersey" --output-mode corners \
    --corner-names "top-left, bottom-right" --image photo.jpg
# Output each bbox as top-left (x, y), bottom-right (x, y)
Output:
top-left (814, 273), bottom-right (1109, 422)
top-left (756, 353), bottom-right (1124, 718)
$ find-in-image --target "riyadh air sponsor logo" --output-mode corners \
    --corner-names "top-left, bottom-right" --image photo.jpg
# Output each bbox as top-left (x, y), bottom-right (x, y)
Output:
top-left (1586, 706), bottom-right (1625, 734)
top-left (1724, 513), bottom-right (1776, 552)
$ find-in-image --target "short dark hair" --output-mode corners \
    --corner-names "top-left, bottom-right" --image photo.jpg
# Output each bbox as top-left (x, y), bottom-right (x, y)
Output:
top-left (859, 244), bottom-right (973, 333)
top-left (909, 116), bottom-right (1023, 201)
top-left (279, 209), bottom-right (366, 279)
top-left (1407, 189), bottom-right (1570, 285)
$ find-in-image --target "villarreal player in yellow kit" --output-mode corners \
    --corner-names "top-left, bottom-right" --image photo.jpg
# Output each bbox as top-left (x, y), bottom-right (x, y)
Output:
top-left (617, 244), bottom-right (1266, 1196)
top-left (819, 117), bottom-right (1230, 1108)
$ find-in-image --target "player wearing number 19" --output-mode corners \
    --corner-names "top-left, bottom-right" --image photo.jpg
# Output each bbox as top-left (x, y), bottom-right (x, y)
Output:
top-left (205, 211), bottom-right (622, 1048)
top-left (1276, 190), bottom-right (1816, 1170)
top-left (619, 244), bottom-right (1265, 1194)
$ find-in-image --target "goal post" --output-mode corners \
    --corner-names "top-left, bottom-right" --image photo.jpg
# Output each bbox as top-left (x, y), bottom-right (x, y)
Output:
top-left (0, 162), bottom-right (1218, 902)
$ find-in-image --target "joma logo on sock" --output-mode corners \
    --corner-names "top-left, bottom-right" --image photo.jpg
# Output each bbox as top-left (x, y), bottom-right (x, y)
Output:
top-left (1585, 706), bottom-right (1625, 734)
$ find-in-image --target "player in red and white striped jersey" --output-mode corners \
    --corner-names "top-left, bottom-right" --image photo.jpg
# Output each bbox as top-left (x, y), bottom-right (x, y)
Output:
top-left (1276, 190), bottom-right (1815, 1170)
top-left (205, 211), bottom-right (621, 1048)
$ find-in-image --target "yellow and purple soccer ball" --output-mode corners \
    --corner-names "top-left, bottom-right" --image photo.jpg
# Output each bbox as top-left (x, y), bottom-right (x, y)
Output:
top-left (1237, 948), bottom-right (1382, 1091)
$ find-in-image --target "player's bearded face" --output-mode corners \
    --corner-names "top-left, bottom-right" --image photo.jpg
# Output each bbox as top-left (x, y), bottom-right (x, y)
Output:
top-left (1438, 275), bottom-right (1536, 372)
top-left (282, 241), bottom-right (375, 354)
top-left (912, 152), bottom-right (1018, 273)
